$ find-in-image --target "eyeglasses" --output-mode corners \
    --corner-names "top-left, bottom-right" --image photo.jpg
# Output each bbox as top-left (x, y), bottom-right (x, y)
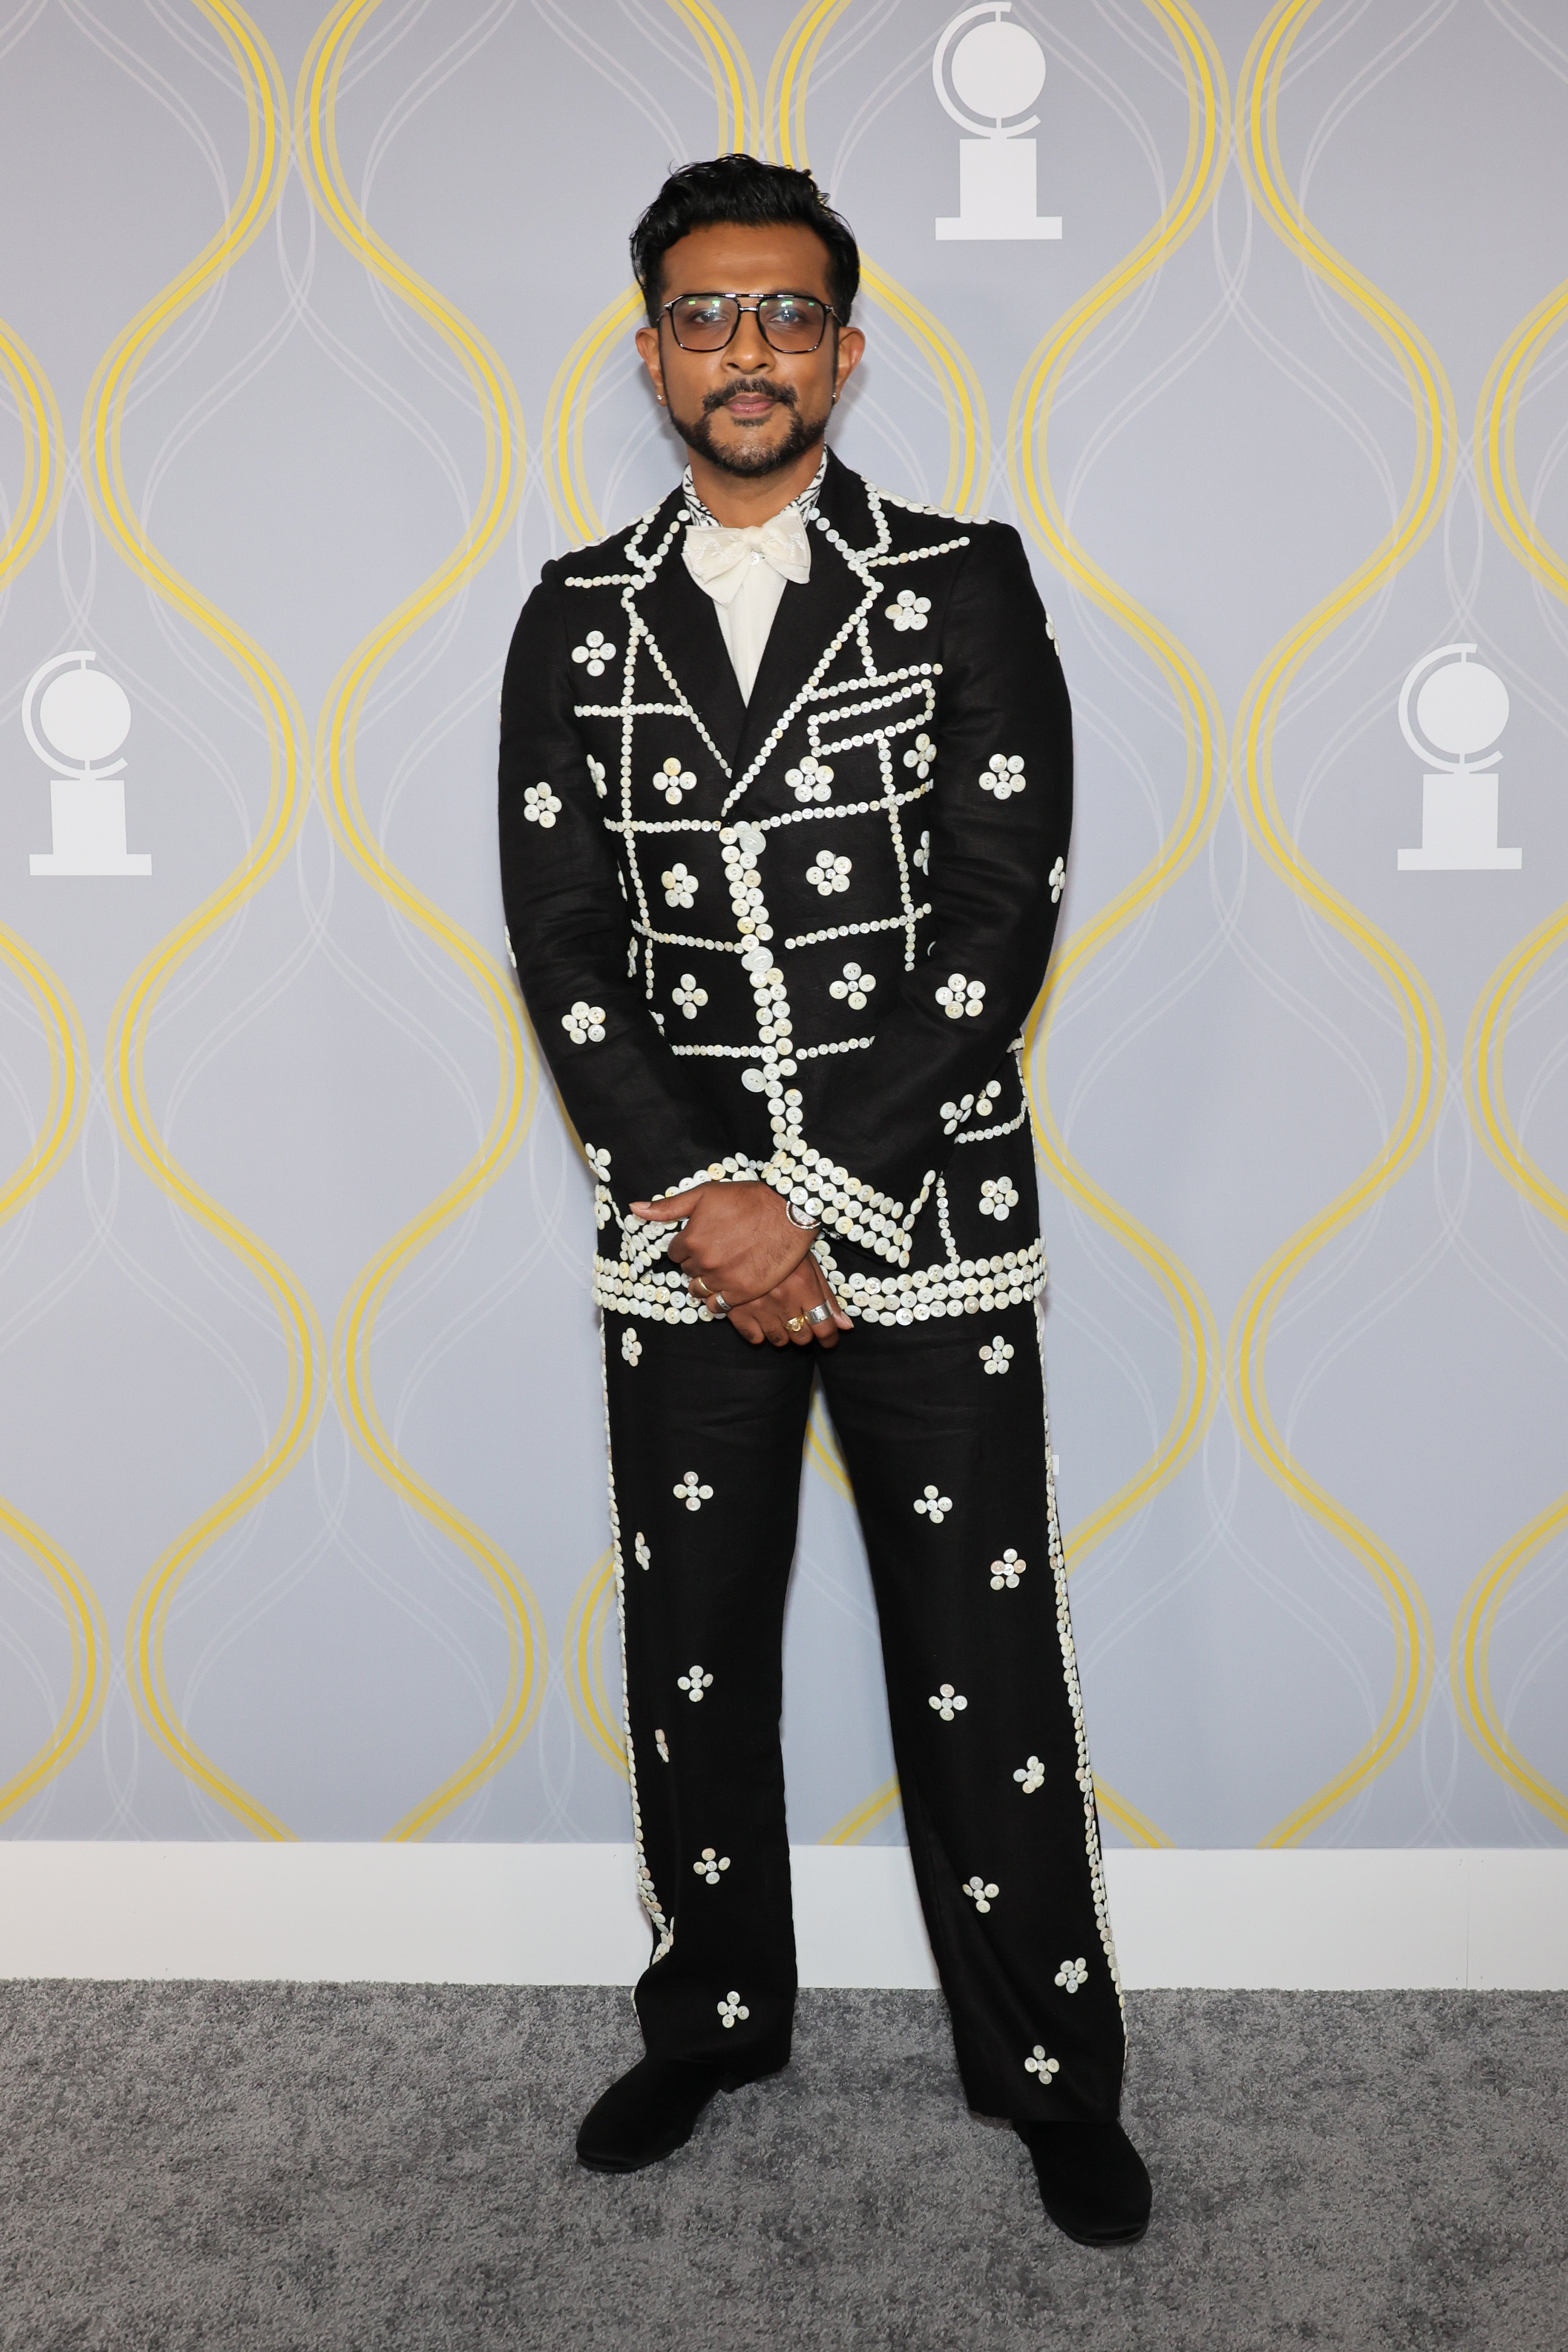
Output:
top-left (660, 290), bottom-right (841, 354)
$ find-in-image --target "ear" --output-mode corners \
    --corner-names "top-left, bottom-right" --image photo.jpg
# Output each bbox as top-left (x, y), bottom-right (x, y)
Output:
top-left (635, 321), bottom-right (665, 404)
top-left (834, 324), bottom-right (865, 404)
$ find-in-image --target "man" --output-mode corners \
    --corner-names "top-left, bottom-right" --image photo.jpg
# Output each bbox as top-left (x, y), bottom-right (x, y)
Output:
top-left (499, 154), bottom-right (1149, 2249)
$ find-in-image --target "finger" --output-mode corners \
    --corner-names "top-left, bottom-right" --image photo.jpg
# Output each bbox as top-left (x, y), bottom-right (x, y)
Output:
top-left (629, 1189), bottom-right (706, 1221)
top-left (727, 1308), bottom-right (767, 1346)
top-left (748, 1302), bottom-right (793, 1347)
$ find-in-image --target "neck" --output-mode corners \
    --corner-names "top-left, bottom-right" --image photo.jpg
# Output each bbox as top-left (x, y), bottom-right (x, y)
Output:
top-left (685, 439), bottom-right (827, 527)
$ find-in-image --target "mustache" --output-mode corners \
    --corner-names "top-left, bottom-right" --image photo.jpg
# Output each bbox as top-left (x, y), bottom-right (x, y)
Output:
top-left (702, 377), bottom-right (798, 415)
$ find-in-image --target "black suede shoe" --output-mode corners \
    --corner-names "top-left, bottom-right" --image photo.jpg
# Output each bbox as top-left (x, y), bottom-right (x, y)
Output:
top-left (576, 2056), bottom-right (744, 2174)
top-left (1014, 2118), bottom-right (1152, 2247)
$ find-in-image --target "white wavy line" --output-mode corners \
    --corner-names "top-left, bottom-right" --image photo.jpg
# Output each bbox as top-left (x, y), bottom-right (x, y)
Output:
top-left (1088, 0), bottom-right (1187, 90)
top-left (1486, 0), bottom-right (1568, 81)
top-left (823, 30), bottom-right (932, 198)
top-left (73, 1087), bottom-right (276, 1445)
top-left (0, 0), bottom-right (48, 66)
top-left (530, 0), bottom-right (689, 162)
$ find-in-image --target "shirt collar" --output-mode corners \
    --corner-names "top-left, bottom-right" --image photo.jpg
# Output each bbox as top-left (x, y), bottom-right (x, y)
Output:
top-left (682, 446), bottom-right (828, 532)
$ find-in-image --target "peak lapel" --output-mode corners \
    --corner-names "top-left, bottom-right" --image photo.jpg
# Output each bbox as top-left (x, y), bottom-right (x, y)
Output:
top-left (625, 495), bottom-right (748, 770)
top-left (732, 456), bottom-right (875, 780)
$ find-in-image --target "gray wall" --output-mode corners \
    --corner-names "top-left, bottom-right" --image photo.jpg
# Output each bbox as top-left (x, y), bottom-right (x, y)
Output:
top-left (0, 0), bottom-right (1564, 1855)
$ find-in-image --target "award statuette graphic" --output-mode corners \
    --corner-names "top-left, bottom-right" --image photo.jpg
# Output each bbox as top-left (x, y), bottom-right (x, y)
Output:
top-left (934, 3), bottom-right (1061, 242)
top-left (1396, 644), bottom-right (1520, 872)
top-left (24, 651), bottom-right (151, 877)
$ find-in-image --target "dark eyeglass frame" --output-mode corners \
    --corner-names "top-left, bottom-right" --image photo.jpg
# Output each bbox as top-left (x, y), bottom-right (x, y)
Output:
top-left (659, 290), bottom-right (843, 354)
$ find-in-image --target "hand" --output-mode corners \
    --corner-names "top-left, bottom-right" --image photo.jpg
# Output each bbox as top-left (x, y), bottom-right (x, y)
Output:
top-left (727, 1254), bottom-right (853, 1349)
top-left (630, 1178), bottom-right (811, 1310)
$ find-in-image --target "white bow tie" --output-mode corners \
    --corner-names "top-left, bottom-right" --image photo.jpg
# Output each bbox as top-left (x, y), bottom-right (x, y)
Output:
top-left (682, 505), bottom-right (812, 607)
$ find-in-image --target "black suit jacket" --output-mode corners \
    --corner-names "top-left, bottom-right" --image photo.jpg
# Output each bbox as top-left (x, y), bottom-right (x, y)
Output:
top-left (498, 450), bottom-right (1072, 1330)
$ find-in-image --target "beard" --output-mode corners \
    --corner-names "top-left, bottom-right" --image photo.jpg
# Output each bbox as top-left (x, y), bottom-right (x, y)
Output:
top-left (669, 377), bottom-right (830, 479)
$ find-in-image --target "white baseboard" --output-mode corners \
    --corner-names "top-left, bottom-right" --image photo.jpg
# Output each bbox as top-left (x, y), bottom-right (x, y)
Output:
top-left (0, 1844), bottom-right (1561, 1990)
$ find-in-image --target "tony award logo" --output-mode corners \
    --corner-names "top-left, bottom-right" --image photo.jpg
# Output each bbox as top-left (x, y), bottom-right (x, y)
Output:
top-left (24, 651), bottom-right (151, 877)
top-left (934, 3), bottom-right (1061, 242)
top-left (1396, 644), bottom-right (1519, 872)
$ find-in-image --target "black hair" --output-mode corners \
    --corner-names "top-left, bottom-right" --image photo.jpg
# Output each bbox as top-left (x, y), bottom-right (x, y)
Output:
top-left (630, 154), bottom-right (860, 327)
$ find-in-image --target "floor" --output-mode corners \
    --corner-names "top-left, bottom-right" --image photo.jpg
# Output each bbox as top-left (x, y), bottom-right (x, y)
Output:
top-left (0, 1984), bottom-right (1562, 2350)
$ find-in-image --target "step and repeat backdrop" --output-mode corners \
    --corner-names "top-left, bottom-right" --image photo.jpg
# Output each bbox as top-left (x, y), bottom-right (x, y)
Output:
top-left (0, 0), bottom-right (1564, 1860)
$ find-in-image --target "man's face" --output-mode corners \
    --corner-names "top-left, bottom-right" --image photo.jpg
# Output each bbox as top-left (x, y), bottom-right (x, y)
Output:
top-left (634, 221), bottom-right (864, 480)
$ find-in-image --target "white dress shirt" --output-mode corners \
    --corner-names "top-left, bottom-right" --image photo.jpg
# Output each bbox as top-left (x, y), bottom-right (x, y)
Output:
top-left (680, 454), bottom-right (827, 702)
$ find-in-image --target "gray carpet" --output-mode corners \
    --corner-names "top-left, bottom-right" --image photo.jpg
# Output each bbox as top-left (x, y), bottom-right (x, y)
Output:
top-left (0, 1985), bottom-right (1562, 2351)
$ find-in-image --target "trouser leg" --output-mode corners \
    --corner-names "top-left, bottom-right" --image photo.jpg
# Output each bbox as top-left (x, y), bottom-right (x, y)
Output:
top-left (602, 1312), bottom-right (814, 2075)
top-left (819, 1299), bottom-right (1125, 2121)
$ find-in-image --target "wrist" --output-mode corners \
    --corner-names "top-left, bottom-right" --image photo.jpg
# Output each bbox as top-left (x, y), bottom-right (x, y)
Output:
top-left (762, 1176), bottom-right (821, 1235)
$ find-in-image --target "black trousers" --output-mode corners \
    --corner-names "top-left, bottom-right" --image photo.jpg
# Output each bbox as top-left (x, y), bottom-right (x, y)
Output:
top-left (601, 1297), bottom-right (1125, 2121)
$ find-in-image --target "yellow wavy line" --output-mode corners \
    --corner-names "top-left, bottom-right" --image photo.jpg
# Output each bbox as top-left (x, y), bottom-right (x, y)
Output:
top-left (774, 1), bottom-right (1170, 1848)
top-left (667, 0), bottom-right (759, 151)
top-left (765, 0), bottom-right (850, 172)
top-left (542, 285), bottom-right (645, 549)
top-left (1229, 0), bottom-right (1452, 1846)
top-left (0, 323), bottom-right (107, 1818)
top-left (563, 1550), bottom-right (626, 1777)
top-left (769, 6), bottom-right (990, 513)
top-left (88, 5), bottom-right (321, 1842)
top-left (297, 0), bottom-right (543, 1842)
top-left (1452, 272), bottom-right (1568, 1831)
top-left (1009, 0), bottom-right (1225, 1853)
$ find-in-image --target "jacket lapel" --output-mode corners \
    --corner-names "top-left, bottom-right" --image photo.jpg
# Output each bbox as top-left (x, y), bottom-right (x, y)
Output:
top-left (732, 451), bottom-right (874, 779)
top-left (626, 492), bottom-right (747, 769)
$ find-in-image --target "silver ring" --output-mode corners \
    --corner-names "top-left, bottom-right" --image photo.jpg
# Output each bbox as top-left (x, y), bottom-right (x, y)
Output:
top-left (709, 1293), bottom-right (729, 1315)
top-left (805, 1302), bottom-right (832, 1326)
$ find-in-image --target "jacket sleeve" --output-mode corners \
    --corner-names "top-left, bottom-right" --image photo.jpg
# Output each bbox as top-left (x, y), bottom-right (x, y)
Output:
top-left (763, 523), bottom-right (1071, 1267)
top-left (498, 563), bottom-right (741, 1204)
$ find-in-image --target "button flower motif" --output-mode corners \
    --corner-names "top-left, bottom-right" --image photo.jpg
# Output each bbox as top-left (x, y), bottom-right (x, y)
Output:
top-left (979, 1177), bottom-right (1019, 1220)
top-left (1014, 1755), bottom-right (1045, 1794)
top-left (914, 829), bottom-right (930, 873)
top-left (662, 862), bottom-right (698, 909)
top-left (654, 757), bottom-right (697, 807)
top-left (914, 1485), bottom-right (952, 1525)
top-left (928, 1683), bottom-right (968, 1722)
top-left (990, 1549), bottom-right (1026, 1590)
top-left (562, 1001), bottom-right (606, 1044)
top-left (673, 1470), bottom-right (713, 1512)
top-left (654, 1728), bottom-right (670, 1762)
top-left (829, 962), bottom-right (875, 1011)
top-left (1050, 854), bottom-right (1066, 904)
top-left (981, 753), bottom-right (1026, 800)
top-left (962, 1876), bottom-right (999, 1914)
top-left (678, 1663), bottom-right (714, 1702)
top-left (586, 1143), bottom-right (612, 1181)
top-left (622, 1328), bottom-right (643, 1368)
top-left (1025, 2046), bottom-right (1060, 2083)
top-left (935, 973), bottom-right (985, 1020)
top-left (941, 1094), bottom-right (975, 1136)
top-left (1055, 1956), bottom-right (1089, 1994)
top-left (718, 1991), bottom-right (748, 2029)
top-left (672, 973), bottom-right (708, 1019)
top-left (903, 733), bottom-right (936, 780)
top-left (571, 630), bottom-right (616, 677)
top-left (523, 781), bottom-right (561, 827)
top-left (634, 1530), bottom-right (651, 1569)
top-left (886, 588), bottom-right (931, 632)
top-left (806, 850), bottom-right (852, 896)
top-left (785, 754), bottom-right (834, 803)
top-left (588, 754), bottom-right (607, 799)
top-left (980, 1336), bottom-right (1013, 1376)
top-left (693, 1848), bottom-right (730, 1885)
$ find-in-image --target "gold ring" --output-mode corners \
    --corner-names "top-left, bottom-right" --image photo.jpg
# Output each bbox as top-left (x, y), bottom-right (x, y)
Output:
top-left (786, 1314), bottom-right (808, 1332)
top-left (693, 1276), bottom-right (710, 1295)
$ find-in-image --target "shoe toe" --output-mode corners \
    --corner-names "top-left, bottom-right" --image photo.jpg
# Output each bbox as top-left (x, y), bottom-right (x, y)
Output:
top-left (575, 2057), bottom-right (727, 2174)
top-left (1015, 2118), bottom-right (1152, 2247)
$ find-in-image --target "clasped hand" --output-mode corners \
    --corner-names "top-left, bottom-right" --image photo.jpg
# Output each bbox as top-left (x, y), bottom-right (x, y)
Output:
top-left (629, 1179), bottom-right (852, 1348)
